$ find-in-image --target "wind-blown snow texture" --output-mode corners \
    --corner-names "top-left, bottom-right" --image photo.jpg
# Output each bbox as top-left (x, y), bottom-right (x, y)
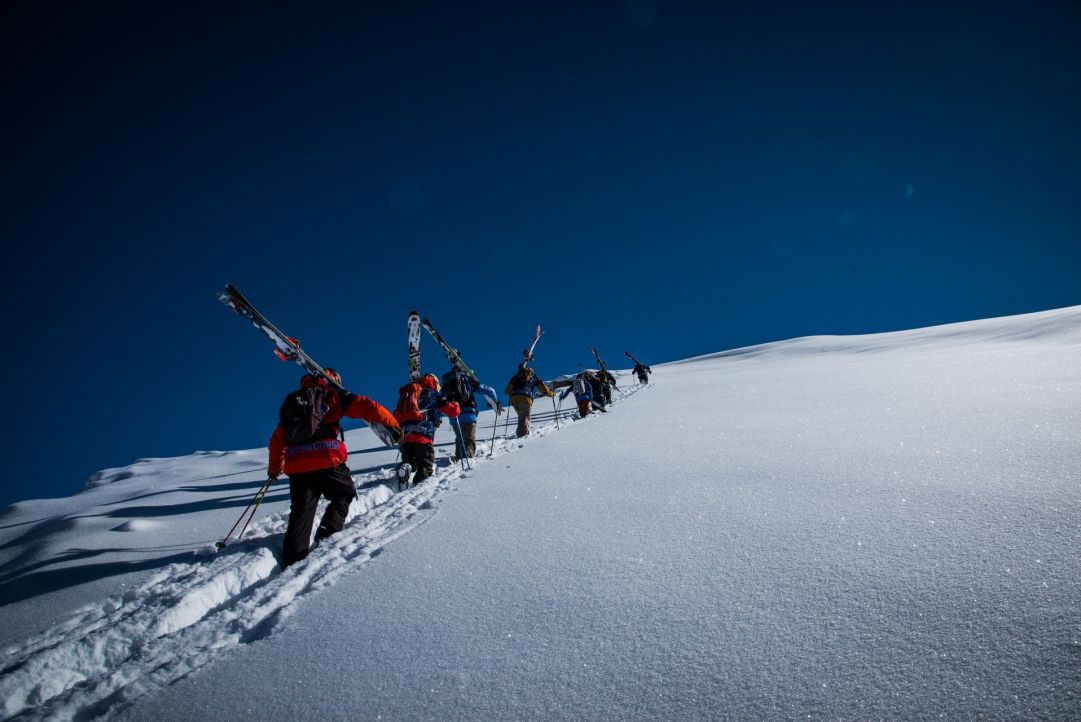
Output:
top-left (2, 306), bottom-right (1080, 720)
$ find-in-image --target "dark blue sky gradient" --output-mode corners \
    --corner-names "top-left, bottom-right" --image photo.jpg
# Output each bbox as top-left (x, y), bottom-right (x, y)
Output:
top-left (3, 2), bottom-right (1079, 505)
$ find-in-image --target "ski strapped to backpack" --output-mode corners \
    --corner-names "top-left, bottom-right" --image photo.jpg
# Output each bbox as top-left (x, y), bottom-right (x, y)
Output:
top-left (522, 324), bottom-right (542, 365)
top-left (441, 368), bottom-right (472, 405)
top-left (624, 350), bottom-right (647, 367)
top-left (420, 317), bottom-right (479, 380)
top-left (217, 284), bottom-right (400, 447)
top-left (420, 316), bottom-right (500, 414)
top-left (591, 347), bottom-right (611, 375)
top-left (407, 311), bottom-right (422, 381)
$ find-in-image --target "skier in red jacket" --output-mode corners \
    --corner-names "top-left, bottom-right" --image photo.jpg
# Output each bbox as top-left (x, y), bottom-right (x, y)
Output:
top-left (393, 373), bottom-right (460, 488)
top-left (269, 369), bottom-right (400, 567)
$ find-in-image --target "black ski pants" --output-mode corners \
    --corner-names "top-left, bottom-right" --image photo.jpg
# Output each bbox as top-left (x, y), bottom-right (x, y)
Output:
top-left (402, 442), bottom-right (436, 483)
top-left (282, 464), bottom-right (355, 567)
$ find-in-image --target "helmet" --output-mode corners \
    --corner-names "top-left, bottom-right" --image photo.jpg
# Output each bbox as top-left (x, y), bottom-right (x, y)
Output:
top-left (420, 373), bottom-right (440, 391)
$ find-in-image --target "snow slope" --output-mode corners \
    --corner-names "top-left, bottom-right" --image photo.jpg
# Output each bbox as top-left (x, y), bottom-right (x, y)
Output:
top-left (2, 306), bottom-right (1080, 720)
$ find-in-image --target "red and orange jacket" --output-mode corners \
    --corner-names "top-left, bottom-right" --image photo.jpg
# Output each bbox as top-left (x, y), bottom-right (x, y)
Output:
top-left (394, 378), bottom-right (460, 445)
top-left (268, 377), bottom-right (400, 477)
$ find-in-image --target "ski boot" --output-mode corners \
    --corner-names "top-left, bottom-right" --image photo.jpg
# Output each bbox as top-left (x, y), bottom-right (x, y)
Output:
top-left (395, 463), bottom-right (413, 492)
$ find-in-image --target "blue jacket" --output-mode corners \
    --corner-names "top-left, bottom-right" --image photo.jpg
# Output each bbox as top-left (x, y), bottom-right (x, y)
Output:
top-left (398, 386), bottom-right (459, 444)
top-left (442, 369), bottom-right (498, 424)
top-left (561, 378), bottom-right (593, 402)
top-left (458, 380), bottom-right (498, 424)
top-left (507, 370), bottom-right (553, 400)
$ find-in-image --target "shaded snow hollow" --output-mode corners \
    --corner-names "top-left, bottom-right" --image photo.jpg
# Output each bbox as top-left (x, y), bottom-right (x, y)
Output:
top-left (2, 305), bottom-right (1080, 720)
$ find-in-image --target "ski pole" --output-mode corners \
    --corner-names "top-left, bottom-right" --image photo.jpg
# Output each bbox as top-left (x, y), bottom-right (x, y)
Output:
top-left (235, 479), bottom-right (273, 541)
top-left (551, 394), bottom-right (560, 429)
top-left (503, 398), bottom-right (511, 437)
top-left (450, 417), bottom-right (469, 470)
top-left (488, 404), bottom-right (500, 457)
top-left (216, 476), bottom-right (274, 549)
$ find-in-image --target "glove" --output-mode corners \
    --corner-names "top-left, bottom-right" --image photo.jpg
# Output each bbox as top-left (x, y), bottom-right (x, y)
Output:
top-left (268, 471), bottom-right (281, 481)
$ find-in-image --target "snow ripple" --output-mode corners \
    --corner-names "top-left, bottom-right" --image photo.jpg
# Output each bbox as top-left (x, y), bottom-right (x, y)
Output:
top-left (0, 384), bottom-right (646, 721)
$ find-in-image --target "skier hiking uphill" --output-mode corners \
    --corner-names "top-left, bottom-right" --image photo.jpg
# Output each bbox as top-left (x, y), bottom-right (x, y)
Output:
top-left (595, 368), bottom-right (617, 405)
top-left (587, 372), bottom-right (609, 413)
top-left (505, 362), bottom-right (554, 438)
top-left (269, 369), bottom-right (401, 567)
top-left (560, 371), bottom-right (595, 418)
top-left (442, 365), bottom-right (498, 459)
top-left (633, 361), bottom-right (651, 385)
top-left (394, 373), bottom-right (461, 488)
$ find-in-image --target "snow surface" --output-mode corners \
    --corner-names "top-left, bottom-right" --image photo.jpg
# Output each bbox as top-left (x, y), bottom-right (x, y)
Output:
top-left (2, 305), bottom-right (1080, 720)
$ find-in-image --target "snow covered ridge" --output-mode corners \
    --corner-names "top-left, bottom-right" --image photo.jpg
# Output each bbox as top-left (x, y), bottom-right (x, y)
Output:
top-left (3, 303), bottom-right (1080, 720)
top-left (669, 303), bottom-right (1081, 364)
top-left (0, 384), bottom-right (645, 721)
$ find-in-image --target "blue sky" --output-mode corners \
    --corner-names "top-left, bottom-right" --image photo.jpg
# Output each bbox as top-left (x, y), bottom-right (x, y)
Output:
top-left (3, 2), bottom-right (1079, 506)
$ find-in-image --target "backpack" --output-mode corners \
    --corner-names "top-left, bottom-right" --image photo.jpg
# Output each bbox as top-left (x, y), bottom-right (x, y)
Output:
top-left (509, 368), bottom-right (531, 390)
top-left (441, 370), bottom-right (472, 405)
top-left (280, 386), bottom-right (333, 444)
top-left (394, 383), bottom-right (424, 422)
top-left (572, 377), bottom-right (588, 395)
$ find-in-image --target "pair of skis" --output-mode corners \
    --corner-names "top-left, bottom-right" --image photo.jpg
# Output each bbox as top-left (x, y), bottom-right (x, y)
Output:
top-left (591, 347), bottom-right (612, 378)
top-left (522, 325), bottom-right (542, 366)
top-left (217, 284), bottom-right (400, 447)
top-left (412, 313), bottom-right (486, 388)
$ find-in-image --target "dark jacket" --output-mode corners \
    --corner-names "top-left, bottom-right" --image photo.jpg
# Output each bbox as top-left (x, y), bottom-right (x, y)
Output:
top-left (506, 368), bottom-right (554, 401)
top-left (442, 369), bottom-right (498, 424)
top-left (269, 376), bottom-right (400, 477)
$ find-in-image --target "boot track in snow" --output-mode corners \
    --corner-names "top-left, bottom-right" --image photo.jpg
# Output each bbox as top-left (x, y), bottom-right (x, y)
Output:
top-left (0, 380), bottom-right (647, 721)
